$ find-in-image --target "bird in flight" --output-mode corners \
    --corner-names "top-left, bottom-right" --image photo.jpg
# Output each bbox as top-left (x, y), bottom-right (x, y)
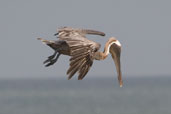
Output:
top-left (38, 27), bottom-right (123, 87)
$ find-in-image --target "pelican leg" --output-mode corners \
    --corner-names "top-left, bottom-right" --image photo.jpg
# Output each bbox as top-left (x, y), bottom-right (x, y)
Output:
top-left (43, 50), bottom-right (58, 64)
top-left (45, 53), bottom-right (61, 67)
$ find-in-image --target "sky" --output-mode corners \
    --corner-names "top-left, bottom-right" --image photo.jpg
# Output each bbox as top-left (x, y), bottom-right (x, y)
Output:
top-left (0, 0), bottom-right (171, 78)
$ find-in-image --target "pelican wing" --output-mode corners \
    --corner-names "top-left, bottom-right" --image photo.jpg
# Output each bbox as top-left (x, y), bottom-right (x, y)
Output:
top-left (55, 27), bottom-right (105, 40)
top-left (54, 27), bottom-right (102, 79)
top-left (110, 43), bottom-right (123, 87)
top-left (66, 39), bottom-right (100, 80)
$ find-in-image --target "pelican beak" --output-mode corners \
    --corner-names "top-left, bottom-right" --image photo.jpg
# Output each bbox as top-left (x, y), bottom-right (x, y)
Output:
top-left (110, 43), bottom-right (123, 87)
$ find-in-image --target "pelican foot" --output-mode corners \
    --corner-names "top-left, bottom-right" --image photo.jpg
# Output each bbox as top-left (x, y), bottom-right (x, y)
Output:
top-left (48, 54), bottom-right (56, 59)
top-left (43, 51), bottom-right (58, 64)
top-left (45, 59), bottom-right (57, 67)
top-left (43, 55), bottom-right (55, 64)
top-left (44, 53), bottom-right (61, 67)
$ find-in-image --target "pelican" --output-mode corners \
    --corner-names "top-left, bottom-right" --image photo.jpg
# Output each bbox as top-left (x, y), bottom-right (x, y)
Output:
top-left (38, 27), bottom-right (123, 87)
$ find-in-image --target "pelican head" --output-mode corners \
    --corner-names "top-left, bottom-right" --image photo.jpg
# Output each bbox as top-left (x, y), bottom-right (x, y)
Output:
top-left (93, 37), bottom-right (123, 87)
top-left (108, 37), bottom-right (122, 87)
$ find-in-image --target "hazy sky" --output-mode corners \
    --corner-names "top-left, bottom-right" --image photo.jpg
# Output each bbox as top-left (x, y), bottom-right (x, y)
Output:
top-left (0, 0), bottom-right (171, 78)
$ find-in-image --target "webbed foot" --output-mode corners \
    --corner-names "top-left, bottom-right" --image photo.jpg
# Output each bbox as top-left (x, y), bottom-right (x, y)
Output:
top-left (43, 52), bottom-right (61, 67)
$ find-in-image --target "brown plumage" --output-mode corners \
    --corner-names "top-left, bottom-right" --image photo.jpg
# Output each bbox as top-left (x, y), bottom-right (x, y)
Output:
top-left (38, 27), bottom-right (123, 87)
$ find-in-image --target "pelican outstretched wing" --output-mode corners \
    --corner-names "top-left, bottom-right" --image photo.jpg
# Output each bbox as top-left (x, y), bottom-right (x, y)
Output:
top-left (55, 27), bottom-right (105, 40)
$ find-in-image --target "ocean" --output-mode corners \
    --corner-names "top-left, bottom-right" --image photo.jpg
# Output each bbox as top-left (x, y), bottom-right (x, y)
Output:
top-left (0, 77), bottom-right (170, 114)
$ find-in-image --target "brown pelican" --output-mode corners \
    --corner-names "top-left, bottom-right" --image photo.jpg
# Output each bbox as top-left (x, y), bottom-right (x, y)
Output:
top-left (38, 27), bottom-right (123, 87)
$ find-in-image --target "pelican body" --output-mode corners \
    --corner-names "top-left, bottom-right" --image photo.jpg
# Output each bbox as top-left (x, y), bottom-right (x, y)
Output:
top-left (38, 27), bottom-right (123, 87)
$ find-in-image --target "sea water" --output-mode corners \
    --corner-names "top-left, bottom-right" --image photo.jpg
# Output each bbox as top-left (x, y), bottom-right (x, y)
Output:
top-left (0, 77), bottom-right (170, 114)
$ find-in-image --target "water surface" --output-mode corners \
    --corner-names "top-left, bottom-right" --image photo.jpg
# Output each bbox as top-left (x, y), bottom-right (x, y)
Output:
top-left (0, 77), bottom-right (170, 114)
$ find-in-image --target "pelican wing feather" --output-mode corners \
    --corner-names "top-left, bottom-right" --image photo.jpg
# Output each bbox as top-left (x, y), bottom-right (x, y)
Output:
top-left (67, 41), bottom-right (95, 80)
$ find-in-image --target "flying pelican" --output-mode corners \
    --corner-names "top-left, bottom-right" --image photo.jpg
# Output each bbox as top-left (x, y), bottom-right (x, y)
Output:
top-left (38, 27), bottom-right (123, 87)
